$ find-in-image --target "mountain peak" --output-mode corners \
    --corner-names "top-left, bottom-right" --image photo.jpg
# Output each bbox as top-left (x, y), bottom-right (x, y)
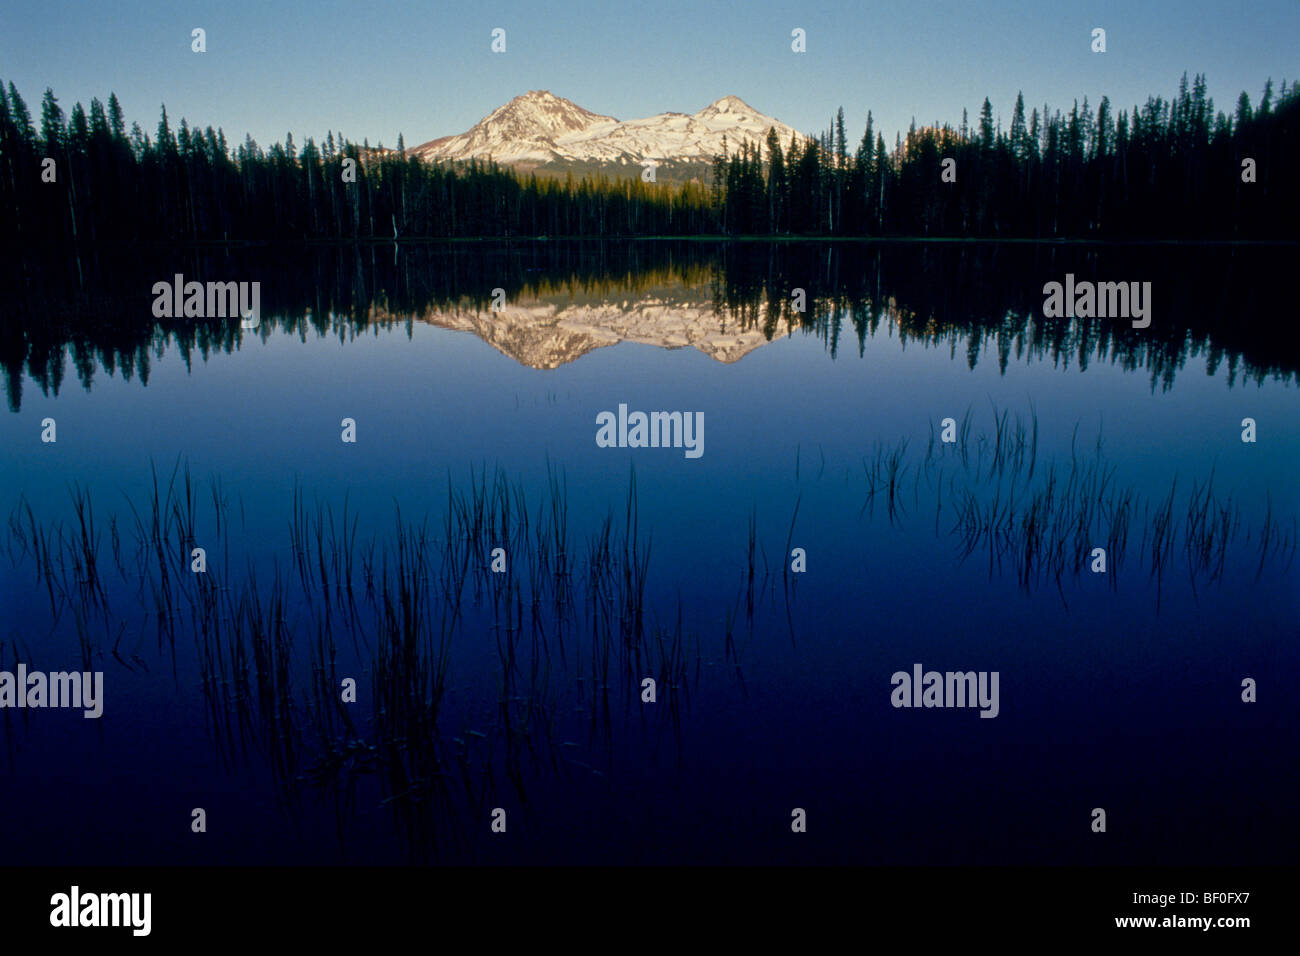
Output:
top-left (491, 90), bottom-right (612, 127)
top-left (701, 95), bottom-right (755, 114)
top-left (414, 92), bottom-right (803, 170)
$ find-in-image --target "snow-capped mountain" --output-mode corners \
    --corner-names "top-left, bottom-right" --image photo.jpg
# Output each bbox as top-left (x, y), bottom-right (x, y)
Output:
top-left (365, 286), bottom-right (776, 369)
top-left (412, 90), bottom-right (803, 169)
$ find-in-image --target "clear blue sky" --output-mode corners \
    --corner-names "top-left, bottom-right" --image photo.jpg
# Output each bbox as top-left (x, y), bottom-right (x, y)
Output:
top-left (2, 0), bottom-right (1296, 151)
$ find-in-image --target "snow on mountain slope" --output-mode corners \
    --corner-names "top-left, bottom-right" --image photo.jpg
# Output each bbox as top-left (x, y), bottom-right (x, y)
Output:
top-left (413, 90), bottom-right (616, 164)
top-left (412, 91), bottom-right (803, 167)
top-left (366, 291), bottom-right (775, 368)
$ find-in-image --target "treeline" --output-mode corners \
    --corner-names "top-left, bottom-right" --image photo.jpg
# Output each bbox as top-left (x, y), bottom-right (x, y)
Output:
top-left (719, 73), bottom-right (1298, 238)
top-left (0, 83), bottom-right (715, 248)
top-left (6, 242), bottom-right (1296, 413)
top-left (0, 73), bottom-right (1295, 247)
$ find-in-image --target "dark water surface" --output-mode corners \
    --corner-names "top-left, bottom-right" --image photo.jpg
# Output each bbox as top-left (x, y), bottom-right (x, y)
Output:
top-left (1, 241), bottom-right (1296, 864)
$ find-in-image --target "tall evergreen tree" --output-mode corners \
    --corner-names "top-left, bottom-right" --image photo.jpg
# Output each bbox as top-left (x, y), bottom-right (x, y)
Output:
top-left (978, 97), bottom-right (995, 152)
top-left (1009, 92), bottom-right (1028, 161)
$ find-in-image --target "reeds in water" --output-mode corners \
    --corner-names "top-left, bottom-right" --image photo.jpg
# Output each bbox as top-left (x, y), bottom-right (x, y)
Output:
top-left (4, 460), bottom-right (695, 859)
top-left (865, 403), bottom-right (1296, 605)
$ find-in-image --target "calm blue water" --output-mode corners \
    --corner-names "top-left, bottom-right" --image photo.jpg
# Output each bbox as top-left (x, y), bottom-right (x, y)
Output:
top-left (1, 242), bottom-right (1296, 864)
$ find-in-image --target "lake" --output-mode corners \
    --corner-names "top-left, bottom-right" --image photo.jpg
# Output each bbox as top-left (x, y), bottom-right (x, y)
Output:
top-left (1, 240), bottom-right (1296, 865)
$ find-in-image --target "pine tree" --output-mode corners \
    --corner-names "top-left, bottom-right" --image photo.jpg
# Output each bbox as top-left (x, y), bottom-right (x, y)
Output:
top-left (978, 97), bottom-right (994, 152)
top-left (765, 126), bottom-right (785, 233)
top-left (40, 88), bottom-right (65, 153)
top-left (1009, 92), bottom-right (1027, 161)
top-left (107, 93), bottom-right (125, 139)
top-left (8, 83), bottom-right (34, 143)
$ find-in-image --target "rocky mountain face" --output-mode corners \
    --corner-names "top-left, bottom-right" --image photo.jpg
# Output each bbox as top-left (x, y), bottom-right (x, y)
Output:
top-left (411, 90), bottom-right (803, 172)
top-left (366, 286), bottom-right (777, 369)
